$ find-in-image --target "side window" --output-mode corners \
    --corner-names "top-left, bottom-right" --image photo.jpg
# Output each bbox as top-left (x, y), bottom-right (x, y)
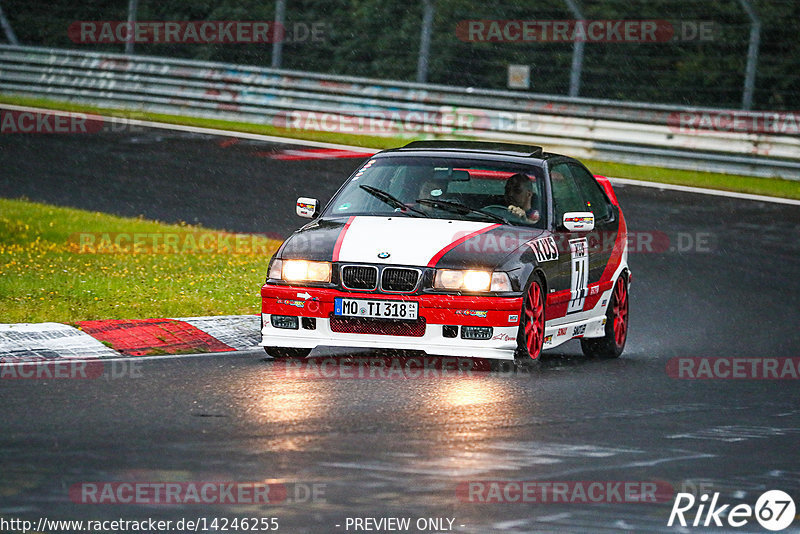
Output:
top-left (569, 164), bottom-right (612, 221)
top-left (549, 163), bottom-right (585, 227)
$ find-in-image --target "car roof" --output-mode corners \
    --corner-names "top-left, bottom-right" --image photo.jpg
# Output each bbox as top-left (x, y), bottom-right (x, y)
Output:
top-left (378, 140), bottom-right (564, 165)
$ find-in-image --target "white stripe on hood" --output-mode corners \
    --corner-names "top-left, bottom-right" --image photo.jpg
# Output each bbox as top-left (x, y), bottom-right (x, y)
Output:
top-left (336, 216), bottom-right (494, 266)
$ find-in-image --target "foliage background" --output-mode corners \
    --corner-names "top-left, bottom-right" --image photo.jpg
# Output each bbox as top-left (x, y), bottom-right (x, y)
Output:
top-left (3, 0), bottom-right (798, 110)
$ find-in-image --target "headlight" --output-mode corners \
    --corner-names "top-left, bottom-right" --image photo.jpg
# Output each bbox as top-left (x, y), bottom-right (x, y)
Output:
top-left (463, 270), bottom-right (492, 291)
top-left (434, 270), bottom-right (511, 292)
top-left (270, 259), bottom-right (331, 283)
top-left (268, 259), bottom-right (283, 280)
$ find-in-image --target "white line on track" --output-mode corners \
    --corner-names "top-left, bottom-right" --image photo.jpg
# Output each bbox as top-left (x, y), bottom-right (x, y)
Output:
top-left (608, 176), bottom-right (800, 206)
top-left (2, 103), bottom-right (798, 206)
top-left (0, 103), bottom-right (382, 152)
top-left (0, 348), bottom-right (262, 367)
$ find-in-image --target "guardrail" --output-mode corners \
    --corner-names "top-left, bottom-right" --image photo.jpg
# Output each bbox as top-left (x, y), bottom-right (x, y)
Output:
top-left (1, 44), bottom-right (798, 179)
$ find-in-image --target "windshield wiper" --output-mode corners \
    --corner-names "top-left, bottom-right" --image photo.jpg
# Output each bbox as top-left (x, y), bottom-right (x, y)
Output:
top-left (416, 198), bottom-right (506, 224)
top-left (360, 185), bottom-right (426, 216)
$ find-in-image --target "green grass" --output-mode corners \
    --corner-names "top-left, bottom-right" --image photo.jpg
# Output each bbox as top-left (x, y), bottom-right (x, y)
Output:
top-left (0, 94), bottom-right (412, 150)
top-left (2, 93), bottom-right (798, 200)
top-left (585, 160), bottom-right (800, 200)
top-left (0, 198), bottom-right (281, 323)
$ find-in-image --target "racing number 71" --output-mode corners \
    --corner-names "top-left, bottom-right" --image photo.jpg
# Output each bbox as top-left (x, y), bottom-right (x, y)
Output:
top-left (567, 238), bottom-right (588, 314)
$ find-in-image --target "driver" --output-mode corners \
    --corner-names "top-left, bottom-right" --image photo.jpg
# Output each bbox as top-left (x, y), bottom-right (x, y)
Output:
top-left (504, 173), bottom-right (540, 223)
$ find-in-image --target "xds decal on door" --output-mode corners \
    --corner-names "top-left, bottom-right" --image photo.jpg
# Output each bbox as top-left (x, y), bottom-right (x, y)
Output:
top-left (528, 236), bottom-right (559, 262)
top-left (567, 237), bottom-right (589, 314)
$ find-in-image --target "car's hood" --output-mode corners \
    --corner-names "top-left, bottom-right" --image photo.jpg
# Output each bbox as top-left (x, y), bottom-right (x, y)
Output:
top-left (279, 216), bottom-right (546, 270)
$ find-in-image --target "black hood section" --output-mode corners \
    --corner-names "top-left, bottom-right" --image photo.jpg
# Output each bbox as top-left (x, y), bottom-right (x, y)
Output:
top-left (277, 216), bottom-right (546, 272)
top-left (278, 217), bottom-right (349, 261)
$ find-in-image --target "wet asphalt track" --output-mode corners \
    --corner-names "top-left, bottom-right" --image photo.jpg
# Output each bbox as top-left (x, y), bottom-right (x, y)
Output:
top-left (1, 126), bottom-right (800, 533)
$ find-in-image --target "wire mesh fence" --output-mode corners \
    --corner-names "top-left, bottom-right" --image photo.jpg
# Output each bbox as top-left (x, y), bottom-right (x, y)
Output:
top-left (1, 0), bottom-right (798, 111)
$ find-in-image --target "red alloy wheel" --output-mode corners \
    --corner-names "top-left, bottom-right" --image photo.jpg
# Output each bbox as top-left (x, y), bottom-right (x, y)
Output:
top-left (523, 280), bottom-right (545, 359)
top-left (580, 274), bottom-right (629, 359)
top-left (612, 278), bottom-right (629, 348)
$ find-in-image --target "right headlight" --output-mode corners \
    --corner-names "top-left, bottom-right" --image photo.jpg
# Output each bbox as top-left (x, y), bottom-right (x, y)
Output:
top-left (433, 269), bottom-right (511, 292)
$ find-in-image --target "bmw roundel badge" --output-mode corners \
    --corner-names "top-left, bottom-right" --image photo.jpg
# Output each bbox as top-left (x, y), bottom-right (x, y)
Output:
top-left (377, 251), bottom-right (390, 259)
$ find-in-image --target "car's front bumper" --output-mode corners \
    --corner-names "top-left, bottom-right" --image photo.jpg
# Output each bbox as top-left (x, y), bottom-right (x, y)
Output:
top-left (260, 285), bottom-right (523, 360)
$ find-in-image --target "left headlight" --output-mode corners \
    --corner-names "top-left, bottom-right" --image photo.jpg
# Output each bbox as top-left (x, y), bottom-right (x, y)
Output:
top-left (434, 269), bottom-right (511, 292)
top-left (269, 259), bottom-right (332, 283)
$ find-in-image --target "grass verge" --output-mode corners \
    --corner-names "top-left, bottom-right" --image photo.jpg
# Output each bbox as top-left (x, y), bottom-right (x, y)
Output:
top-left (0, 198), bottom-right (280, 324)
top-left (1, 94), bottom-right (798, 200)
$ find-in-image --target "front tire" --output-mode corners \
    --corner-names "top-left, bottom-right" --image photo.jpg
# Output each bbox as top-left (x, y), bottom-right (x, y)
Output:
top-left (514, 275), bottom-right (545, 365)
top-left (581, 274), bottom-right (629, 359)
top-left (264, 347), bottom-right (311, 359)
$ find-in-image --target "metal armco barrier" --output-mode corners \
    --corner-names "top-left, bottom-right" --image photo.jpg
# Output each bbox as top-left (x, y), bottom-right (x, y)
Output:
top-left (1, 44), bottom-right (798, 179)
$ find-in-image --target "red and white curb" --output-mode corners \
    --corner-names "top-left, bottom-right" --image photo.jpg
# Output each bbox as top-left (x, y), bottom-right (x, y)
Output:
top-left (0, 315), bottom-right (260, 363)
top-left (0, 323), bottom-right (118, 362)
top-left (178, 315), bottom-right (261, 350)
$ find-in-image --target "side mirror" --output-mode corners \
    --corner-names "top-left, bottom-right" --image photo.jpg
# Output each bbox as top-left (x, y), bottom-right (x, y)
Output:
top-left (296, 197), bottom-right (320, 218)
top-left (563, 212), bottom-right (595, 232)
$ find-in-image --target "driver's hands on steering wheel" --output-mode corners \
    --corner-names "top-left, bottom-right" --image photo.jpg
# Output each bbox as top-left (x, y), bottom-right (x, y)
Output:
top-left (508, 205), bottom-right (540, 223)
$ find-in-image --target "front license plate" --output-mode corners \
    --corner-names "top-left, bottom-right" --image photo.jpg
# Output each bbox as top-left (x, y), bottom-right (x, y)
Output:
top-left (334, 298), bottom-right (419, 320)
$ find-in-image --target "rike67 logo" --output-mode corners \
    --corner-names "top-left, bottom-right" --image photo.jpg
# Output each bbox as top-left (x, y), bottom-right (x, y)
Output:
top-left (668, 490), bottom-right (796, 531)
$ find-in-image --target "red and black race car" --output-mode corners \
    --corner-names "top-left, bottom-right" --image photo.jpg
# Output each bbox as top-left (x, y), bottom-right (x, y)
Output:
top-left (260, 141), bottom-right (630, 364)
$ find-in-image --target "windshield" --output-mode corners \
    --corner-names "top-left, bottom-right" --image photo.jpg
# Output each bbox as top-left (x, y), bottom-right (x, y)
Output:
top-left (323, 156), bottom-right (546, 227)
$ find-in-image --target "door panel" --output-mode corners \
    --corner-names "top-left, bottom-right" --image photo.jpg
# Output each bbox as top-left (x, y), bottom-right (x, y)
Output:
top-left (569, 163), bottom-right (617, 282)
top-left (548, 161), bottom-right (592, 321)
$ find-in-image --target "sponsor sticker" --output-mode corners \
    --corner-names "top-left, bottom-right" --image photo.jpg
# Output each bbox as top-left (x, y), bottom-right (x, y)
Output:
top-left (276, 299), bottom-right (305, 309)
top-left (455, 310), bottom-right (488, 318)
top-left (527, 236), bottom-right (559, 262)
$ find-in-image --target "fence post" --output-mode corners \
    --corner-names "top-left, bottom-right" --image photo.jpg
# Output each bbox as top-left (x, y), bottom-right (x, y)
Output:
top-left (564, 0), bottom-right (584, 97)
top-left (416, 0), bottom-right (435, 83)
top-left (738, 0), bottom-right (760, 110)
top-left (0, 1), bottom-right (19, 45)
top-left (125, 0), bottom-right (138, 54)
top-left (272, 0), bottom-right (287, 68)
